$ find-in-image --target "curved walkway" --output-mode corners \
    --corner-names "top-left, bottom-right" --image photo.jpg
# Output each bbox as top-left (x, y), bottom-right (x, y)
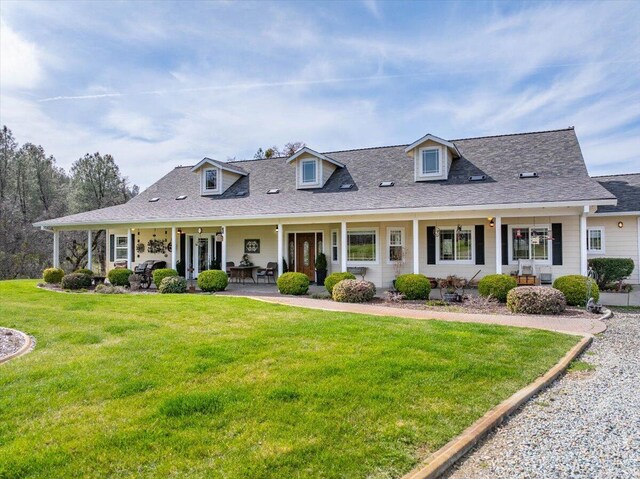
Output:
top-left (249, 296), bottom-right (607, 336)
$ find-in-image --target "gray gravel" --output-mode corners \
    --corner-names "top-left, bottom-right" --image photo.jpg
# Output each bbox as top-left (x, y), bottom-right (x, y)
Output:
top-left (0, 327), bottom-right (27, 359)
top-left (447, 309), bottom-right (640, 479)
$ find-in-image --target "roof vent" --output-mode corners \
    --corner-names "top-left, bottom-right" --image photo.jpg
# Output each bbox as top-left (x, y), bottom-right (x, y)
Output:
top-left (340, 183), bottom-right (354, 189)
top-left (176, 195), bottom-right (187, 200)
top-left (519, 172), bottom-right (539, 179)
top-left (468, 175), bottom-right (486, 182)
top-left (267, 188), bottom-right (280, 194)
top-left (235, 190), bottom-right (248, 197)
top-left (149, 197), bottom-right (160, 202)
top-left (379, 181), bottom-right (394, 187)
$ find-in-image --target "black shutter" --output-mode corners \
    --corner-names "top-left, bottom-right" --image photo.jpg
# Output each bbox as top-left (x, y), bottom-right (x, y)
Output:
top-left (179, 233), bottom-right (186, 266)
top-left (475, 225), bottom-right (485, 265)
top-left (426, 227), bottom-right (436, 265)
top-left (109, 234), bottom-right (115, 262)
top-left (552, 223), bottom-right (563, 265)
top-left (130, 234), bottom-right (135, 263)
top-left (501, 224), bottom-right (509, 266)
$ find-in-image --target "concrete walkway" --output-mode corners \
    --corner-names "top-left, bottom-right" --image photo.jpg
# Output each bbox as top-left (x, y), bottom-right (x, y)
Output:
top-left (247, 296), bottom-right (607, 336)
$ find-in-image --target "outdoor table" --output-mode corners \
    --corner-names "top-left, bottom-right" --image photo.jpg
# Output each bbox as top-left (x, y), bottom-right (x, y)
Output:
top-left (230, 266), bottom-right (258, 284)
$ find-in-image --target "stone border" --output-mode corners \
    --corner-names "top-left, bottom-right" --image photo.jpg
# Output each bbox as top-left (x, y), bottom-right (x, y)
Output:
top-left (0, 328), bottom-right (33, 365)
top-left (401, 334), bottom-right (593, 479)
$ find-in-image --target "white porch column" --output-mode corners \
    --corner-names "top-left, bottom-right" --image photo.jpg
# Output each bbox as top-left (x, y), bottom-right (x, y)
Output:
top-left (221, 226), bottom-right (227, 272)
top-left (580, 209), bottom-right (588, 276)
top-left (340, 221), bottom-right (348, 272)
top-left (53, 230), bottom-right (60, 268)
top-left (277, 223), bottom-right (284, 276)
top-left (87, 230), bottom-right (93, 271)
top-left (171, 226), bottom-right (177, 270)
top-left (412, 219), bottom-right (420, 274)
top-left (126, 228), bottom-right (132, 269)
top-left (495, 215), bottom-right (502, 274)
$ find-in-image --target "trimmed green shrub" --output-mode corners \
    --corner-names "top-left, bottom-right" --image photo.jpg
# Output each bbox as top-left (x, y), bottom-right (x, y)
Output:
top-left (324, 272), bottom-right (356, 294)
top-left (553, 275), bottom-right (599, 306)
top-left (507, 286), bottom-right (566, 315)
top-left (159, 276), bottom-right (187, 294)
top-left (277, 272), bottom-right (310, 295)
top-left (74, 268), bottom-right (94, 277)
top-left (153, 268), bottom-right (178, 287)
top-left (588, 257), bottom-right (635, 288)
top-left (478, 274), bottom-right (517, 302)
top-left (332, 279), bottom-right (376, 303)
top-left (95, 284), bottom-right (127, 294)
top-left (197, 270), bottom-right (228, 292)
top-left (61, 273), bottom-right (92, 290)
top-left (395, 274), bottom-right (431, 300)
top-left (43, 267), bottom-right (64, 284)
top-left (108, 268), bottom-right (133, 287)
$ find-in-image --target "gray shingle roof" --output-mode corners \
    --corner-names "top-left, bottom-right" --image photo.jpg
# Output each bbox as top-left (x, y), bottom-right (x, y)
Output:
top-left (35, 128), bottom-right (617, 227)
top-left (594, 173), bottom-right (640, 213)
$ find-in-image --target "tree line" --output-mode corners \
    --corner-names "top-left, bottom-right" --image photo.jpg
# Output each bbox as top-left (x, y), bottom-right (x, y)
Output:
top-left (0, 126), bottom-right (138, 279)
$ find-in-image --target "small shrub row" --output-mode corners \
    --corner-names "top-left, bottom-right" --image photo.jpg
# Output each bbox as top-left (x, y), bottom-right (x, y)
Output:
top-left (43, 267), bottom-right (65, 284)
top-left (395, 274), bottom-right (431, 300)
top-left (61, 273), bottom-right (92, 290)
top-left (324, 272), bottom-right (356, 294)
top-left (153, 268), bottom-right (178, 287)
top-left (478, 274), bottom-right (517, 302)
top-left (197, 270), bottom-right (228, 292)
top-left (332, 279), bottom-right (376, 303)
top-left (159, 276), bottom-right (188, 294)
top-left (277, 272), bottom-right (310, 295)
top-left (553, 275), bottom-right (599, 306)
top-left (507, 286), bottom-right (566, 315)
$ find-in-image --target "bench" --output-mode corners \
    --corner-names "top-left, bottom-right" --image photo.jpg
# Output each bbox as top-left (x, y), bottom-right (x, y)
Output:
top-left (347, 266), bottom-right (368, 280)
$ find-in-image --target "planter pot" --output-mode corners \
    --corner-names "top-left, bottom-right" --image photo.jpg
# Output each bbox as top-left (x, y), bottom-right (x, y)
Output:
top-left (392, 279), bottom-right (397, 290)
top-left (443, 292), bottom-right (458, 303)
top-left (315, 269), bottom-right (327, 286)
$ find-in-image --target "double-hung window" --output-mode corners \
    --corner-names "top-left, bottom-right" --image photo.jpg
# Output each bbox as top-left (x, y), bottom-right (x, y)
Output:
top-left (331, 230), bottom-right (339, 264)
top-left (114, 235), bottom-right (128, 260)
top-left (301, 159), bottom-right (317, 185)
top-left (511, 226), bottom-right (550, 262)
top-left (202, 168), bottom-right (219, 194)
top-left (587, 227), bottom-right (605, 253)
top-left (438, 227), bottom-right (473, 262)
top-left (347, 229), bottom-right (378, 263)
top-left (387, 227), bottom-right (405, 262)
top-left (420, 148), bottom-right (440, 176)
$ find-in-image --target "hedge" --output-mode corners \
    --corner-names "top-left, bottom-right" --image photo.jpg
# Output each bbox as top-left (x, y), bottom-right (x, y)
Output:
top-left (108, 268), bottom-right (133, 287)
top-left (324, 272), bottom-right (356, 294)
top-left (332, 279), bottom-right (376, 303)
top-left (506, 286), bottom-right (566, 315)
top-left (394, 274), bottom-right (431, 300)
top-left (588, 257), bottom-right (635, 288)
top-left (159, 276), bottom-right (187, 294)
top-left (277, 272), bottom-right (310, 295)
top-left (74, 268), bottom-right (94, 277)
top-left (478, 274), bottom-right (517, 302)
top-left (197, 270), bottom-right (228, 292)
top-left (43, 267), bottom-right (65, 284)
top-left (553, 275), bottom-right (599, 306)
top-left (61, 273), bottom-right (92, 290)
top-left (153, 268), bottom-right (178, 287)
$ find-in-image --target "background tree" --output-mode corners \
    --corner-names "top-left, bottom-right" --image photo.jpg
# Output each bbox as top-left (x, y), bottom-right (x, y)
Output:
top-left (254, 141), bottom-right (304, 159)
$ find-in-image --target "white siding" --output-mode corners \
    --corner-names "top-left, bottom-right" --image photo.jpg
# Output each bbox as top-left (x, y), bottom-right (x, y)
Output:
top-left (587, 215), bottom-right (640, 284)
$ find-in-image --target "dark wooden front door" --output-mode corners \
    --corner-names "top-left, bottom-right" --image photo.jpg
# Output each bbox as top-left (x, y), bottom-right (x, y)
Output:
top-left (296, 233), bottom-right (315, 281)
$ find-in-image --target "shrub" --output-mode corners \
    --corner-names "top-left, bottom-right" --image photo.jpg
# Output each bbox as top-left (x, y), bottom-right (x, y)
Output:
top-left (43, 267), bottom-right (64, 284)
top-left (332, 279), bottom-right (376, 303)
top-left (507, 286), bottom-right (566, 315)
top-left (553, 275), bottom-right (599, 306)
top-left (74, 268), bottom-right (94, 277)
top-left (478, 274), bottom-right (517, 302)
top-left (95, 284), bottom-right (127, 294)
top-left (588, 258), bottom-right (635, 289)
top-left (315, 253), bottom-right (328, 271)
top-left (197, 270), bottom-right (228, 292)
top-left (324, 272), bottom-right (356, 294)
top-left (277, 272), bottom-right (310, 295)
top-left (61, 273), bottom-right (92, 290)
top-left (159, 276), bottom-right (187, 294)
top-left (395, 274), bottom-right (431, 300)
top-left (108, 268), bottom-right (133, 287)
top-left (153, 268), bottom-right (178, 287)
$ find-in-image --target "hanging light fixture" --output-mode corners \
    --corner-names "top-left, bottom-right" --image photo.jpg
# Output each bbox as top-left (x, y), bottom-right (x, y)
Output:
top-left (489, 217), bottom-right (495, 228)
top-left (197, 227), bottom-right (203, 234)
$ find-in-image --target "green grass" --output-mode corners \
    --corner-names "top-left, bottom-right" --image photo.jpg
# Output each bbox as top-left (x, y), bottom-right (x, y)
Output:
top-left (0, 280), bottom-right (579, 479)
top-left (567, 359), bottom-right (596, 372)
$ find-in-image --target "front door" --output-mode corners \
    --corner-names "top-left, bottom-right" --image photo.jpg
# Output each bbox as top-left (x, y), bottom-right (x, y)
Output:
top-left (296, 233), bottom-right (315, 281)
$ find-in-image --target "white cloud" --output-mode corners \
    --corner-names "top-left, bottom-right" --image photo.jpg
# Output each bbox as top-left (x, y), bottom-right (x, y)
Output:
top-left (0, 19), bottom-right (42, 89)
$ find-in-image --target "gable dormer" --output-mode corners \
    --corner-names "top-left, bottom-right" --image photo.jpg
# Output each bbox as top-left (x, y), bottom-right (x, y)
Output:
top-left (191, 158), bottom-right (248, 196)
top-left (286, 147), bottom-right (345, 189)
top-left (404, 134), bottom-right (460, 182)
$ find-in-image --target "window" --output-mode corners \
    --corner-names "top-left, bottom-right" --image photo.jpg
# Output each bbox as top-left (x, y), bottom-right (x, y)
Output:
top-left (587, 227), bottom-right (605, 253)
top-left (205, 169), bottom-right (218, 190)
top-left (331, 230), bottom-right (339, 264)
top-left (421, 148), bottom-right (440, 175)
top-left (114, 235), bottom-right (128, 260)
top-left (438, 228), bottom-right (472, 262)
top-left (387, 227), bottom-right (405, 263)
top-left (510, 226), bottom-right (550, 262)
top-left (301, 159), bottom-right (317, 184)
top-left (347, 229), bottom-right (378, 263)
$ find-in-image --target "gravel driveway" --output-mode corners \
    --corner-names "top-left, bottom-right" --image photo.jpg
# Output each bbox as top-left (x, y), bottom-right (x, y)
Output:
top-left (447, 309), bottom-right (640, 479)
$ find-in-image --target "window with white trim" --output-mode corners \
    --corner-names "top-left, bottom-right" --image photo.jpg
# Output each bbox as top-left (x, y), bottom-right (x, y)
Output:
top-left (587, 227), bottom-right (605, 253)
top-left (510, 226), bottom-right (550, 262)
top-left (420, 148), bottom-right (440, 175)
top-left (202, 167), bottom-right (220, 194)
top-left (114, 235), bottom-right (128, 260)
top-left (347, 229), bottom-right (378, 263)
top-left (387, 227), bottom-right (405, 263)
top-left (301, 159), bottom-right (317, 184)
top-left (331, 229), bottom-right (339, 264)
top-left (438, 228), bottom-right (473, 262)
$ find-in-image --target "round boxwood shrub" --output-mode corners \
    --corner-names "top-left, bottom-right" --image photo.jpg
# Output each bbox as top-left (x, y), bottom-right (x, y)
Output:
top-left (61, 273), bottom-right (92, 290)
top-left (153, 268), bottom-right (178, 287)
top-left (506, 286), bottom-right (566, 315)
top-left (43, 267), bottom-right (65, 284)
top-left (324, 272), bottom-right (356, 294)
top-left (197, 270), bottom-right (228, 292)
top-left (108, 268), bottom-right (133, 287)
top-left (159, 276), bottom-right (187, 294)
top-left (332, 279), bottom-right (376, 303)
top-left (277, 272), bottom-right (310, 295)
top-left (74, 268), bottom-right (94, 277)
top-left (478, 274), bottom-right (517, 302)
top-left (553, 275), bottom-right (599, 306)
top-left (395, 274), bottom-right (431, 300)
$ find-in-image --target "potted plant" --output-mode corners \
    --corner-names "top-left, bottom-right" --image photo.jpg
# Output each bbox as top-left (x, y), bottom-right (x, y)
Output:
top-left (128, 273), bottom-right (142, 291)
top-left (315, 253), bottom-right (328, 286)
top-left (439, 275), bottom-right (466, 302)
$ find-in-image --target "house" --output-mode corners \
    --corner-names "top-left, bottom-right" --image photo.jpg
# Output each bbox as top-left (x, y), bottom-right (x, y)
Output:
top-left (34, 128), bottom-right (639, 288)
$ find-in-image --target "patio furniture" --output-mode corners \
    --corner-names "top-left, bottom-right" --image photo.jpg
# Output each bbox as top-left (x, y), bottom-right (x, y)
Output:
top-left (93, 276), bottom-right (106, 285)
top-left (256, 262), bottom-right (278, 283)
top-left (229, 265), bottom-right (258, 284)
top-left (113, 260), bottom-right (128, 269)
top-left (133, 259), bottom-right (167, 289)
top-left (516, 259), bottom-right (538, 286)
top-left (226, 262), bottom-right (235, 277)
top-left (347, 266), bottom-right (368, 280)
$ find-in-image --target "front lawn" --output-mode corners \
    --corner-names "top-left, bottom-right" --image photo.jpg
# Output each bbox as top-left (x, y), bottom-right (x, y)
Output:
top-left (0, 280), bottom-right (578, 478)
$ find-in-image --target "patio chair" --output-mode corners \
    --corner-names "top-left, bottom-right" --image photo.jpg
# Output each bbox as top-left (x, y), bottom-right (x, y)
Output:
top-left (256, 262), bottom-right (278, 283)
top-left (226, 261), bottom-right (235, 280)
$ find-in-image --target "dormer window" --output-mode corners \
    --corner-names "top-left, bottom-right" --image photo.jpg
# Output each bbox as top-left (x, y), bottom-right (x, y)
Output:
top-left (201, 167), bottom-right (221, 195)
top-left (420, 148), bottom-right (440, 176)
top-left (301, 159), bottom-right (318, 185)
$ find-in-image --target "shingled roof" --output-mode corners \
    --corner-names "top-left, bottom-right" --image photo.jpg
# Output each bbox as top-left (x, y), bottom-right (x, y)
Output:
top-left (35, 128), bottom-right (617, 228)
top-left (594, 173), bottom-right (640, 213)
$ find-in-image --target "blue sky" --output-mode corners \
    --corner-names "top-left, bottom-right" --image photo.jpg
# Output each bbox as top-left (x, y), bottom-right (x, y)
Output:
top-left (1, 0), bottom-right (639, 189)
